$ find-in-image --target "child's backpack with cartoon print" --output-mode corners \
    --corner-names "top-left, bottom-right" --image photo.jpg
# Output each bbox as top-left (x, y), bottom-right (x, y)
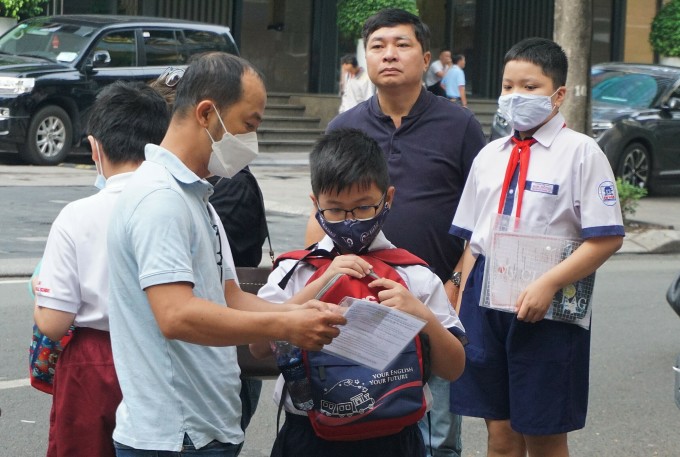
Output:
top-left (276, 247), bottom-right (432, 441)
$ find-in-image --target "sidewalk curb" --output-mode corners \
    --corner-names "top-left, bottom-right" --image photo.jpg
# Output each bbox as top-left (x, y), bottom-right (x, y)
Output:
top-left (619, 229), bottom-right (680, 254)
top-left (0, 257), bottom-right (40, 279)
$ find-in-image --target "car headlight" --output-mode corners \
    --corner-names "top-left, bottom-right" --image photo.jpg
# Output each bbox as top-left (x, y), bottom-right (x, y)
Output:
top-left (591, 121), bottom-right (613, 138)
top-left (0, 77), bottom-right (35, 95)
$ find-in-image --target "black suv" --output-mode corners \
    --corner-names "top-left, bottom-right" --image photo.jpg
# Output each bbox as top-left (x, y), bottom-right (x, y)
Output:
top-left (0, 15), bottom-right (238, 165)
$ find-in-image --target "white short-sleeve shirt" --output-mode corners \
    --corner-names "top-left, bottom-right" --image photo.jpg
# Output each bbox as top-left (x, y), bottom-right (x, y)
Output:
top-left (36, 172), bottom-right (135, 331)
top-left (450, 112), bottom-right (625, 257)
top-left (424, 59), bottom-right (445, 87)
top-left (257, 232), bottom-right (464, 415)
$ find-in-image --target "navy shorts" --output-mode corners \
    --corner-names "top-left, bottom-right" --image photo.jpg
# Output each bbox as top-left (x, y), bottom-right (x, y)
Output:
top-left (450, 256), bottom-right (591, 435)
top-left (271, 412), bottom-right (426, 457)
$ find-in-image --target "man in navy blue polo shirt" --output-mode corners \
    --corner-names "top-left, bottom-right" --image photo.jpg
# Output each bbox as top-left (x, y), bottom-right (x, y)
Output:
top-left (305, 8), bottom-right (487, 457)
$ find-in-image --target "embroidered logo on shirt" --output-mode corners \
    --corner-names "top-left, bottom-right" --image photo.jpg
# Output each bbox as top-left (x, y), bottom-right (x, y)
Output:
top-left (525, 180), bottom-right (559, 195)
top-left (598, 181), bottom-right (617, 206)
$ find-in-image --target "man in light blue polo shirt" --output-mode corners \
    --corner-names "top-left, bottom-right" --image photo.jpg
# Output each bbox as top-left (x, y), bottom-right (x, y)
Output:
top-left (441, 54), bottom-right (467, 108)
top-left (107, 52), bottom-right (346, 456)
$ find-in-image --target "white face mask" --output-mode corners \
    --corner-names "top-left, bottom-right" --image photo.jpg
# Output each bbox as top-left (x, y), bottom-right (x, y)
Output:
top-left (498, 90), bottom-right (558, 132)
top-left (205, 104), bottom-right (259, 179)
top-left (93, 140), bottom-right (106, 190)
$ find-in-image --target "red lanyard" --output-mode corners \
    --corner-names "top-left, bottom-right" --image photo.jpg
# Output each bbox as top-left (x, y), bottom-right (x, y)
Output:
top-left (497, 137), bottom-right (536, 219)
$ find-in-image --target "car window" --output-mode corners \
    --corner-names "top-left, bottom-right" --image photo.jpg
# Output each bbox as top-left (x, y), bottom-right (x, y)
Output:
top-left (592, 71), bottom-right (663, 109)
top-left (0, 20), bottom-right (95, 63)
top-left (181, 29), bottom-right (237, 58)
top-left (91, 30), bottom-right (137, 67)
top-left (143, 29), bottom-right (184, 66)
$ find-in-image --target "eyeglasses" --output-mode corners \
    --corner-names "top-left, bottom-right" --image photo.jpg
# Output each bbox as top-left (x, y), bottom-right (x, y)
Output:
top-left (159, 67), bottom-right (185, 88)
top-left (317, 193), bottom-right (386, 223)
top-left (212, 222), bottom-right (224, 283)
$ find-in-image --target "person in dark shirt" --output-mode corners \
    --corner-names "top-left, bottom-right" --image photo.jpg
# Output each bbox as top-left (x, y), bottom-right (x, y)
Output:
top-left (208, 170), bottom-right (268, 268)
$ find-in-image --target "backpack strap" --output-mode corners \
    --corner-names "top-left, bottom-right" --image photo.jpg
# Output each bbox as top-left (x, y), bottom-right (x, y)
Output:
top-left (276, 382), bottom-right (288, 437)
top-left (275, 246), bottom-right (336, 290)
top-left (274, 247), bottom-right (429, 291)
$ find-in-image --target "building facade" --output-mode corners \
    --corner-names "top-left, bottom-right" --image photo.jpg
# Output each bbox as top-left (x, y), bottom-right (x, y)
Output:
top-left (52, 0), bottom-right (662, 97)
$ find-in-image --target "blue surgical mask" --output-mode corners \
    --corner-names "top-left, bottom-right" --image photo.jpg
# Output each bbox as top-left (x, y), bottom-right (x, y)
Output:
top-left (315, 204), bottom-right (391, 254)
top-left (498, 90), bottom-right (558, 131)
top-left (93, 140), bottom-right (106, 190)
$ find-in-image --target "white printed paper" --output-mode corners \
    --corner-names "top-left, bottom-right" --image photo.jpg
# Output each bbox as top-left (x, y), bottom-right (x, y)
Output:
top-left (481, 215), bottom-right (594, 329)
top-left (322, 297), bottom-right (426, 371)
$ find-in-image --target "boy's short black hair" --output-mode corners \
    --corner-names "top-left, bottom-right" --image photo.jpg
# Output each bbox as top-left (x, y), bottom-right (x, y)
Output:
top-left (504, 37), bottom-right (568, 89)
top-left (362, 8), bottom-right (430, 53)
top-left (87, 80), bottom-right (169, 164)
top-left (173, 52), bottom-right (264, 117)
top-left (341, 54), bottom-right (358, 67)
top-left (310, 128), bottom-right (389, 197)
top-left (453, 54), bottom-right (465, 64)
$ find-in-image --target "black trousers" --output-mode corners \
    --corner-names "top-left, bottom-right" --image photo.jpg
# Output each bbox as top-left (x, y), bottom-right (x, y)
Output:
top-left (426, 82), bottom-right (446, 97)
top-left (270, 412), bottom-right (426, 457)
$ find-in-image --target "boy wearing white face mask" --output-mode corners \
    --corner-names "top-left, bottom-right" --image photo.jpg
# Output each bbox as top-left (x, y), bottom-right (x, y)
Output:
top-left (449, 38), bottom-right (625, 457)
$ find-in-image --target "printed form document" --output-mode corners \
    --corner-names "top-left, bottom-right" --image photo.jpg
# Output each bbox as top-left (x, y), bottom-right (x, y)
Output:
top-left (322, 297), bottom-right (426, 371)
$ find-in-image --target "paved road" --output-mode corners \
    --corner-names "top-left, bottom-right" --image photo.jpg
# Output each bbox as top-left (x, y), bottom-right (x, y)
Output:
top-left (3, 255), bottom-right (680, 456)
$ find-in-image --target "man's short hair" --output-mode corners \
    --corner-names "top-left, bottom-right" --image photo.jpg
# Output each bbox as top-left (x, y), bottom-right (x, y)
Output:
top-left (504, 37), bottom-right (568, 88)
top-left (362, 8), bottom-right (430, 53)
top-left (87, 80), bottom-right (169, 164)
top-left (453, 54), bottom-right (465, 65)
top-left (341, 54), bottom-right (358, 67)
top-left (310, 128), bottom-right (389, 197)
top-left (173, 52), bottom-right (264, 117)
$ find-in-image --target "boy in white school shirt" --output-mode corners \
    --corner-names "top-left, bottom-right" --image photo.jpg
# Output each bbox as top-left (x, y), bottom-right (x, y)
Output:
top-left (449, 38), bottom-right (625, 457)
top-left (33, 81), bottom-right (170, 457)
top-left (251, 128), bottom-right (466, 457)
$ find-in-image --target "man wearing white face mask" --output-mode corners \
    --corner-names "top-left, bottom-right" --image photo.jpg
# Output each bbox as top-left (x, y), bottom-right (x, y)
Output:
top-left (450, 38), bottom-right (624, 457)
top-left (106, 52), bottom-right (347, 456)
top-left (33, 81), bottom-right (170, 457)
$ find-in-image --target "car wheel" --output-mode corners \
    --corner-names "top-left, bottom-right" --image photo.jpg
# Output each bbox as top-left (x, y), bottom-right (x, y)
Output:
top-left (18, 105), bottom-right (73, 165)
top-left (617, 142), bottom-right (650, 189)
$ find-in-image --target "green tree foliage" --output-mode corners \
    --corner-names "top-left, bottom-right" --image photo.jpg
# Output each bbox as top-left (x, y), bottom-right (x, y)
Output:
top-left (0, 0), bottom-right (47, 19)
top-left (337, 0), bottom-right (418, 41)
top-left (650, 0), bottom-right (680, 57)
top-left (616, 177), bottom-right (647, 224)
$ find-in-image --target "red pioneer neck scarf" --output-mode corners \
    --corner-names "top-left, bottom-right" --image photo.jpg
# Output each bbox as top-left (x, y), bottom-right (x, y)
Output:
top-left (497, 137), bottom-right (536, 219)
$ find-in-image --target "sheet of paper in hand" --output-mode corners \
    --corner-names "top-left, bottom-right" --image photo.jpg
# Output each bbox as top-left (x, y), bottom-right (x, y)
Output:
top-left (480, 215), bottom-right (594, 329)
top-left (321, 297), bottom-right (426, 371)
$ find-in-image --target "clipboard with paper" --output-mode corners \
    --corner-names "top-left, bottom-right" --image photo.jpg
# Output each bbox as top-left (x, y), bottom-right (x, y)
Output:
top-left (480, 215), bottom-right (595, 329)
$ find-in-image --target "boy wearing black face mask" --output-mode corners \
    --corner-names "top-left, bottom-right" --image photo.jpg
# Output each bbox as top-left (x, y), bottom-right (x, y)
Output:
top-left (449, 38), bottom-right (625, 457)
top-left (250, 128), bottom-right (466, 457)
